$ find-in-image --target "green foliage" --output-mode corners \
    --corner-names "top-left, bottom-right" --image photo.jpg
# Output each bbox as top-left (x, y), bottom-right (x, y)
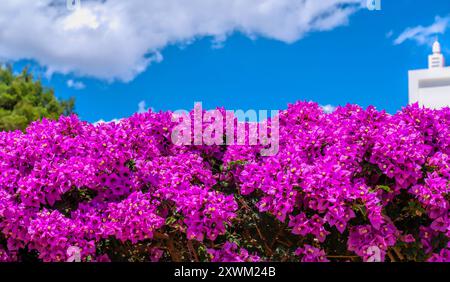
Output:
top-left (0, 65), bottom-right (75, 131)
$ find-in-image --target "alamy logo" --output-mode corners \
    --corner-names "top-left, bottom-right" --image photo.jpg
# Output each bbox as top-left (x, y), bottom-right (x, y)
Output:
top-left (366, 246), bottom-right (382, 262)
top-left (171, 103), bottom-right (280, 156)
top-left (367, 0), bottom-right (381, 11)
top-left (66, 246), bottom-right (81, 262)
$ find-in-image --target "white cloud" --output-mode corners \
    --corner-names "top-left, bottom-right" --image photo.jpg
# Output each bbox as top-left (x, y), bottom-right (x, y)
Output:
top-left (0, 0), bottom-right (363, 82)
top-left (137, 100), bottom-right (147, 113)
top-left (394, 16), bottom-right (450, 46)
top-left (63, 7), bottom-right (100, 31)
top-left (93, 118), bottom-right (122, 125)
top-left (94, 100), bottom-right (153, 124)
top-left (67, 79), bottom-right (86, 89)
top-left (320, 104), bottom-right (336, 113)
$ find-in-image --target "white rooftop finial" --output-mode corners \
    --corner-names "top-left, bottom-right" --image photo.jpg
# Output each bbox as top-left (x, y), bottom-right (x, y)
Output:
top-left (429, 36), bottom-right (445, 68)
top-left (432, 37), bottom-right (441, 54)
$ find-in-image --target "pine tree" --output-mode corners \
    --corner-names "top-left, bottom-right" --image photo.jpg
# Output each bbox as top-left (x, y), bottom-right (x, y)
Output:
top-left (0, 65), bottom-right (75, 131)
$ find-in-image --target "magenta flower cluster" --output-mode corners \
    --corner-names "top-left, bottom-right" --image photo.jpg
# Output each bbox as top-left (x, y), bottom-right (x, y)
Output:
top-left (208, 242), bottom-right (261, 262)
top-left (0, 102), bottom-right (449, 262)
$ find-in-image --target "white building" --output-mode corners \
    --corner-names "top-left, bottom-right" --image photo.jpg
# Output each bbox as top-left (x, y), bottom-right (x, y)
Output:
top-left (408, 40), bottom-right (450, 109)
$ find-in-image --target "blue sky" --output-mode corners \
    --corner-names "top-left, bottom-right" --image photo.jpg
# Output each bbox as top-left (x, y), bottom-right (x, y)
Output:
top-left (4, 0), bottom-right (450, 122)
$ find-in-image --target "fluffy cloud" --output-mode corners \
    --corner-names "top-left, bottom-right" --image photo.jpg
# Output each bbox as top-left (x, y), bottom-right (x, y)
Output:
top-left (394, 16), bottom-right (450, 46)
top-left (93, 118), bottom-right (122, 125)
top-left (137, 100), bottom-right (147, 113)
top-left (67, 79), bottom-right (86, 89)
top-left (0, 0), bottom-right (363, 82)
top-left (94, 100), bottom-right (152, 124)
top-left (320, 104), bottom-right (336, 113)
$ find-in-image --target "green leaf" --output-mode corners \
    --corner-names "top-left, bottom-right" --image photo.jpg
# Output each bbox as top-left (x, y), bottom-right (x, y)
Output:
top-left (376, 185), bottom-right (391, 193)
top-left (165, 216), bottom-right (177, 225)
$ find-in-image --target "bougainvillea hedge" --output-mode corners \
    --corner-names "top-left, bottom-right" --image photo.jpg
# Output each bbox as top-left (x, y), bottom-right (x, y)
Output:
top-left (0, 101), bottom-right (449, 262)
